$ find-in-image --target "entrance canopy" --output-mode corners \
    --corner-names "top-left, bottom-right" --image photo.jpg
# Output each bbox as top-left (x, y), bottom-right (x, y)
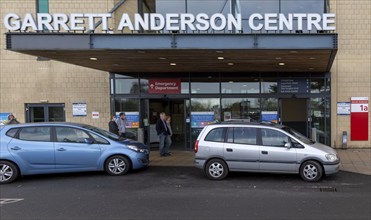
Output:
top-left (6, 33), bottom-right (337, 73)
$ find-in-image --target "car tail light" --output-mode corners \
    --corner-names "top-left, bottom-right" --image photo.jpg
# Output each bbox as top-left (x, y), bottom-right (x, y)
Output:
top-left (194, 140), bottom-right (199, 153)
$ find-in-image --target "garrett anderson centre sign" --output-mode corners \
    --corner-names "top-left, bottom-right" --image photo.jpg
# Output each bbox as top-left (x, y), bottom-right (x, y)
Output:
top-left (4, 13), bottom-right (336, 32)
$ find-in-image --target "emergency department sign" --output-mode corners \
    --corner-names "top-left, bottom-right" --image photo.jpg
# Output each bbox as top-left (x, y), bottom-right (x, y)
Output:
top-left (350, 97), bottom-right (368, 141)
top-left (148, 79), bottom-right (181, 94)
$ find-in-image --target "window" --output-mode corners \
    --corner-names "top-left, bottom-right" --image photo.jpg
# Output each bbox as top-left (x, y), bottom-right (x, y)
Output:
top-left (56, 127), bottom-right (90, 143)
top-left (261, 128), bottom-right (289, 147)
top-left (90, 133), bottom-right (110, 145)
top-left (18, 127), bottom-right (51, 142)
top-left (37, 0), bottom-right (49, 13)
top-left (6, 128), bottom-right (19, 138)
top-left (227, 127), bottom-right (257, 145)
top-left (205, 128), bottom-right (225, 142)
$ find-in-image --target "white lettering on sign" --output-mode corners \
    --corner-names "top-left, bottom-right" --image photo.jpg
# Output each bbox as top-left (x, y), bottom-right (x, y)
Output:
top-left (3, 13), bottom-right (336, 32)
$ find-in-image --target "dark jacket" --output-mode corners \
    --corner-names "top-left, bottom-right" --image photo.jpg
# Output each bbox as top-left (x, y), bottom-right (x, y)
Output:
top-left (156, 119), bottom-right (170, 136)
top-left (7, 119), bottom-right (19, 124)
top-left (108, 121), bottom-right (119, 135)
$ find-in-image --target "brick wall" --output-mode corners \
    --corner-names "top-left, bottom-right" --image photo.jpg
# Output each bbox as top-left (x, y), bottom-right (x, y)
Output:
top-left (330, 0), bottom-right (371, 148)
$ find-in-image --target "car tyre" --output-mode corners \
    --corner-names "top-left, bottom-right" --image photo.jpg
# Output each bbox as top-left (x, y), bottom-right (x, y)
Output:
top-left (105, 155), bottom-right (131, 176)
top-left (0, 161), bottom-right (19, 184)
top-left (300, 160), bottom-right (323, 182)
top-left (205, 159), bottom-right (229, 180)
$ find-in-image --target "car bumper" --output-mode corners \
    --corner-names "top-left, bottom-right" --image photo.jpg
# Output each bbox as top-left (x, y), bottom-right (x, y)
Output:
top-left (324, 162), bottom-right (341, 175)
top-left (132, 153), bottom-right (150, 169)
top-left (194, 159), bottom-right (206, 169)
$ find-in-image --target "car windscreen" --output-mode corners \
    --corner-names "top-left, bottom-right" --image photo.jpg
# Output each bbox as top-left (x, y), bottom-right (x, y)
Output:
top-left (82, 125), bottom-right (121, 141)
top-left (281, 126), bottom-right (314, 145)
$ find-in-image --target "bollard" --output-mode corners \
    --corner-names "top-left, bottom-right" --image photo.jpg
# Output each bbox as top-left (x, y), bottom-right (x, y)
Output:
top-left (342, 131), bottom-right (348, 149)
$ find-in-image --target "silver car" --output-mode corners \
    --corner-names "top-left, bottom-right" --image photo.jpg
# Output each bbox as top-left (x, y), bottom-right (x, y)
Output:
top-left (194, 122), bottom-right (340, 182)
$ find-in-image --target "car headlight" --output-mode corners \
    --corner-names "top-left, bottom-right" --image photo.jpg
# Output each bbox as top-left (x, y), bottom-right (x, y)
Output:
top-left (325, 154), bottom-right (338, 162)
top-left (127, 145), bottom-right (146, 153)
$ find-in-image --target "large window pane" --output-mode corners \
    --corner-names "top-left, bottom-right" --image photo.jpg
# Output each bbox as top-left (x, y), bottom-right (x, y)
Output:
top-left (238, 0), bottom-right (279, 18)
top-left (56, 127), bottom-right (90, 143)
top-left (221, 73), bottom-right (260, 94)
top-left (191, 74), bottom-right (219, 94)
top-left (222, 98), bottom-right (260, 121)
top-left (187, 0), bottom-right (231, 15)
top-left (232, 127), bottom-right (257, 145)
top-left (281, 0), bottom-right (325, 14)
top-left (311, 78), bottom-right (325, 93)
top-left (115, 78), bottom-right (139, 94)
top-left (262, 78), bottom-right (277, 93)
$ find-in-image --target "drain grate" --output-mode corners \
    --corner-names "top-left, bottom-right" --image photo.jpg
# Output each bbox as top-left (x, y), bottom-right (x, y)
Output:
top-left (319, 187), bottom-right (337, 192)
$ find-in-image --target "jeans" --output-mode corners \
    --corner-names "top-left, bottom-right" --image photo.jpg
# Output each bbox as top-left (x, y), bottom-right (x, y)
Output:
top-left (159, 133), bottom-right (171, 155)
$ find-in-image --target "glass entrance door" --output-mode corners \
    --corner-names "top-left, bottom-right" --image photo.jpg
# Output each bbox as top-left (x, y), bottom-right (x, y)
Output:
top-left (146, 99), bottom-right (190, 150)
top-left (26, 103), bottom-right (65, 123)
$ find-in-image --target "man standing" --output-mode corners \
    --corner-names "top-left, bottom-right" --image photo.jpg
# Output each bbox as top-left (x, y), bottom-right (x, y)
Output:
top-left (156, 112), bottom-right (171, 157)
top-left (116, 112), bottom-right (127, 138)
top-left (7, 114), bottom-right (20, 124)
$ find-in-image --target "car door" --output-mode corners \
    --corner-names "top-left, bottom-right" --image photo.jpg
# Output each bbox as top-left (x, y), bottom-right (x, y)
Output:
top-left (259, 128), bottom-right (297, 173)
top-left (54, 126), bottom-right (101, 170)
top-left (223, 127), bottom-right (260, 171)
top-left (7, 126), bottom-right (55, 172)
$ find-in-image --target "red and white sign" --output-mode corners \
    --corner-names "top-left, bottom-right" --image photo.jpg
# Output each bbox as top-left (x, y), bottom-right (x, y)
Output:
top-left (148, 79), bottom-right (181, 94)
top-left (350, 97), bottom-right (368, 141)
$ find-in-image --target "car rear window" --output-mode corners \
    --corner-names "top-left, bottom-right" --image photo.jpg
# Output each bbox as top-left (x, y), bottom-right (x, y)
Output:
top-left (18, 127), bottom-right (51, 142)
top-left (227, 127), bottom-right (257, 145)
top-left (204, 128), bottom-right (225, 142)
top-left (6, 128), bottom-right (19, 138)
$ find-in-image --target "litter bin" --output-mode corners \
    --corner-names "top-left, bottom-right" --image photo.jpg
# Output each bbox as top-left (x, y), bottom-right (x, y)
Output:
top-left (342, 131), bottom-right (348, 149)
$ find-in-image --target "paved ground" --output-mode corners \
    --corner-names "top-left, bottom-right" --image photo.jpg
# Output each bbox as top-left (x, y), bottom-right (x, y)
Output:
top-left (1, 167), bottom-right (370, 220)
top-left (150, 148), bottom-right (371, 175)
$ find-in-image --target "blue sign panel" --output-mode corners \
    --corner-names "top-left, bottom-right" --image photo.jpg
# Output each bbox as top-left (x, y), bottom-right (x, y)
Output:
top-left (191, 112), bottom-right (215, 128)
top-left (261, 111), bottom-right (278, 123)
top-left (115, 112), bottom-right (139, 128)
top-left (279, 79), bottom-right (310, 94)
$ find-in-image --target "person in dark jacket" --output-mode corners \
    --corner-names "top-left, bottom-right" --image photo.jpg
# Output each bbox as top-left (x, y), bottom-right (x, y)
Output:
top-left (156, 112), bottom-right (171, 157)
top-left (7, 114), bottom-right (20, 124)
top-left (108, 115), bottom-right (119, 135)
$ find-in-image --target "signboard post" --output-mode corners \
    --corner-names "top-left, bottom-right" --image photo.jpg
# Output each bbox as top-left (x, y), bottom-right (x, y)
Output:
top-left (350, 97), bottom-right (368, 140)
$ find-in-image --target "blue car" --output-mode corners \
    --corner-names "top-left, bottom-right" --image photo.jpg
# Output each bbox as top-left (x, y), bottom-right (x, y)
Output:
top-left (0, 123), bottom-right (150, 184)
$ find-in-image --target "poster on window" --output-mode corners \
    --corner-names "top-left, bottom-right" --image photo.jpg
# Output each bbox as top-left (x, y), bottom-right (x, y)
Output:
top-left (116, 112), bottom-right (140, 128)
top-left (191, 112), bottom-right (215, 128)
top-left (72, 103), bottom-right (87, 116)
top-left (261, 111), bottom-right (278, 123)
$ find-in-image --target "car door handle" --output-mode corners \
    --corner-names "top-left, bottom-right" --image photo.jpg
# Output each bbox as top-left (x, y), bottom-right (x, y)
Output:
top-left (261, 151), bottom-right (268, 155)
top-left (226, 148), bottom-right (233, 152)
top-left (57, 148), bottom-right (66, 151)
top-left (10, 146), bottom-right (21, 150)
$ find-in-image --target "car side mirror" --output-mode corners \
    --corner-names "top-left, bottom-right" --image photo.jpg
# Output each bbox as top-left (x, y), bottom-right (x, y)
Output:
top-left (84, 138), bottom-right (94, 144)
top-left (284, 142), bottom-right (291, 149)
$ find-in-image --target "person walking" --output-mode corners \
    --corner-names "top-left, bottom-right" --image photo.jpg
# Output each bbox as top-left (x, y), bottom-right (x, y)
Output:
top-left (7, 114), bottom-right (20, 124)
top-left (108, 115), bottom-right (119, 135)
top-left (116, 112), bottom-right (128, 138)
top-left (156, 112), bottom-right (171, 157)
top-left (165, 115), bottom-right (173, 155)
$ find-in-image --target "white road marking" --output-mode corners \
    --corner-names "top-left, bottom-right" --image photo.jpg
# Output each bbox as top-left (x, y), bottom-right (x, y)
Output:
top-left (0, 198), bottom-right (24, 206)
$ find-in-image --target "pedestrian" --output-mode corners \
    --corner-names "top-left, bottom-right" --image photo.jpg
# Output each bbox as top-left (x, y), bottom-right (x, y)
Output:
top-left (108, 115), bottom-right (119, 135)
top-left (7, 114), bottom-right (20, 124)
top-left (116, 112), bottom-right (128, 138)
top-left (156, 112), bottom-right (171, 157)
top-left (165, 115), bottom-right (173, 155)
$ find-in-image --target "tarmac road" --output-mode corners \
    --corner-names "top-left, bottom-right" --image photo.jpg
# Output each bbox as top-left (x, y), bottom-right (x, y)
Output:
top-left (0, 166), bottom-right (370, 220)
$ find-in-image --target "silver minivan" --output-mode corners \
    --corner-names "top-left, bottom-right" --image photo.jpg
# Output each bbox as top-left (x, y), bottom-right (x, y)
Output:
top-left (194, 122), bottom-right (340, 182)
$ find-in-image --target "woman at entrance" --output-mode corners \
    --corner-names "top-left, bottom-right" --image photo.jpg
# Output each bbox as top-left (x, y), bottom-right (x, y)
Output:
top-left (156, 112), bottom-right (171, 157)
top-left (166, 115), bottom-right (173, 154)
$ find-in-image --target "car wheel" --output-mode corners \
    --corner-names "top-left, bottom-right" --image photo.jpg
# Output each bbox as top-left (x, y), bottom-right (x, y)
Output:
top-left (105, 155), bottom-right (131, 176)
top-left (300, 160), bottom-right (323, 182)
top-left (205, 159), bottom-right (229, 180)
top-left (0, 161), bottom-right (19, 184)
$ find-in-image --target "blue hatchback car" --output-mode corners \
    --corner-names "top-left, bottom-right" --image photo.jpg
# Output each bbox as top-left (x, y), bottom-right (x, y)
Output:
top-left (0, 123), bottom-right (150, 184)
